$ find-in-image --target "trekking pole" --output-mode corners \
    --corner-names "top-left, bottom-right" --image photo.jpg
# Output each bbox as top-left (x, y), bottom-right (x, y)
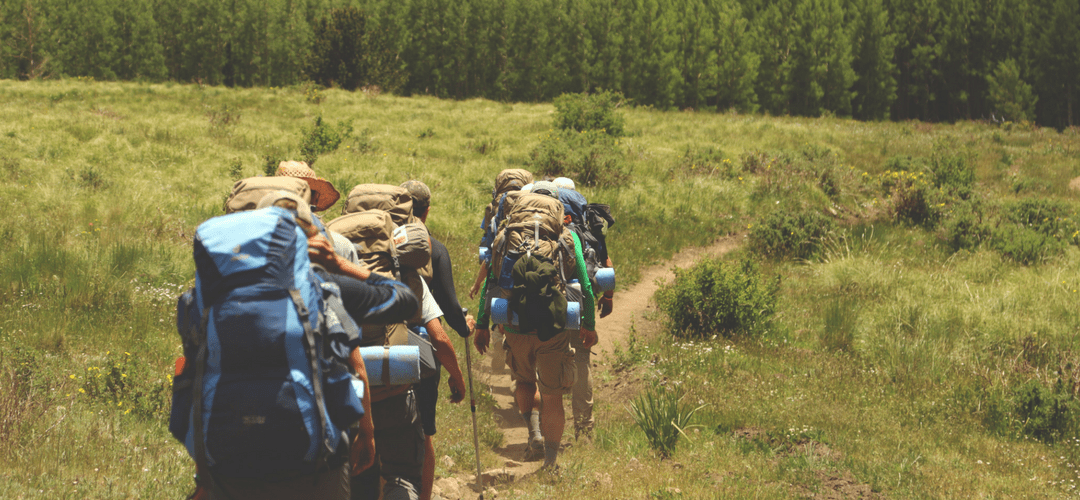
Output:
top-left (464, 310), bottom-right (485, 498)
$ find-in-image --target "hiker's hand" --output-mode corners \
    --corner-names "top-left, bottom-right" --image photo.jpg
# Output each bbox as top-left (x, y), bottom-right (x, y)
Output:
top-left (466, 314), bottom-right (476, 333)
top-left (597, 293), bottom-right (613, 318)
top-left (448, 374), bottom-right (466, 403)
top-left (307, 234), bottom-right (341, 272)
top-left (350, 429), bottom-right (376, 476)
top-left (469, 281), bottom-right (482, 299)
top-left (580, 329), bottom-right (598, 349)
top-left (474, 328), bottom-right (490, 354)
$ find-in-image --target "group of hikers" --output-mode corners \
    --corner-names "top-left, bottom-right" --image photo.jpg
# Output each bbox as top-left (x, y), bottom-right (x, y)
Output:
top-left (168, 162), bottom-right (616, 499)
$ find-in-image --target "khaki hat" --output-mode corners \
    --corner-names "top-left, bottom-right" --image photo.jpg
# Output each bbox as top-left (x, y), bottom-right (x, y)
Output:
top-left (256, 190), bottom-right (316, 234)
top-left (275, 161), bottom-right (340, 212)
top-left (553, 177), bottom-right (576, 191)
top-left (399, 180), bottom-right (431, 214)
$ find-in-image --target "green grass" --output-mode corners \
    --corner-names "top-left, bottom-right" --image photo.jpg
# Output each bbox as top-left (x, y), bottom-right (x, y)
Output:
top-left (1, 78), bottom-right (1080, 497)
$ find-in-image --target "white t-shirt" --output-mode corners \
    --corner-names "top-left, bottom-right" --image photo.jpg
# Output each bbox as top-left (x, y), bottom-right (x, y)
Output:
top-left (419, 278), bottom-right (443, 325)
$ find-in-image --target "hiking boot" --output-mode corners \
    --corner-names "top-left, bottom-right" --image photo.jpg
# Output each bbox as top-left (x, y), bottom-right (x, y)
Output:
top-left (523, 435), bottom-right (545, 461)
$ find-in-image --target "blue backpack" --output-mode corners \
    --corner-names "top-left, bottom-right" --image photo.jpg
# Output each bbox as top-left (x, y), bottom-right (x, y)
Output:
top-left (170, 206), bottom-right (365, 480)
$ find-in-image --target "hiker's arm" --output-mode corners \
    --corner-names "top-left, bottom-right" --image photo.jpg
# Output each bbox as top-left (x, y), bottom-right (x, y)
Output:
top-left (597, 256), bottom-right (614, 318)
top-left (430, 240), bottom-right (471, 338)
top-left (322, 271), bottom-right (419, 326)
top-left (569, 232), bottom-right (596, 331)
top-left (424, 318), bottom-right (466, 403)
top-left (469, 261), bottom-right (489, 299)
top-left (309, 234), bottom-right (371, 280)
top-left (349, 348), bottom-right (376, 475)
top-left (473, 265), bottom-right (494, 353)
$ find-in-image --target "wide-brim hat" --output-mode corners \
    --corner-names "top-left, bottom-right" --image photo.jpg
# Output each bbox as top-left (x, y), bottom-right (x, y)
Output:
top-left (275, 161), bottom-right (340, 212)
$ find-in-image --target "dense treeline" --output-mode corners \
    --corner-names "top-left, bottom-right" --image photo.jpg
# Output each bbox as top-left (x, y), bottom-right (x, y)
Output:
top-left (1, 0), bottom-right (1076, 127)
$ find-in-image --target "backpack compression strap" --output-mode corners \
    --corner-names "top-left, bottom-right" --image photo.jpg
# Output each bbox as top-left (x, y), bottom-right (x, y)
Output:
top-left (191, 309), bottom-right (234, 500)
top-left (288, 289), bottom-right (336, 464)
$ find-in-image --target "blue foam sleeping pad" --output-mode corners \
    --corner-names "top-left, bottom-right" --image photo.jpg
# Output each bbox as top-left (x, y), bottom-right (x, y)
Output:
top-left (359, 346), bottom-right (422, 386)
top-left (490, 298), bottom-right (581, 330)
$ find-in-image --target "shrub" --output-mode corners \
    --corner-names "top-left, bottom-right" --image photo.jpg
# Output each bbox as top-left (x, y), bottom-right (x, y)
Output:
top-left (628, 385), bottom-right (704, 458)
top-left (879, 169), bottom-right (941, 227)
top-left (1001, 197), bottom-right (1078, 239)
top-left (749, 210), bottom-right (837, 260)
top-left (655, 258), bottom-right (780, 339)
top-left (1012, 379), bottom-right (1078, 443)
top-left (929, 139), bottom-right (974, 195)
top-left (299, 115), bottom-right (352, 166)
top-left (552, 90), bottom-right (625, 136)
top-left (942, 198), bottom-right (990, 251)
top-left (529, 129), bottom-right (627, 187)
top-left (991, 225), bottom-right (1064, 265)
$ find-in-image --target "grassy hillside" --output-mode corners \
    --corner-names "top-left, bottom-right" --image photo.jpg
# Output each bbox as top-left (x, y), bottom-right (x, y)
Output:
top-left (1, 79), bottom-right (1078, 498)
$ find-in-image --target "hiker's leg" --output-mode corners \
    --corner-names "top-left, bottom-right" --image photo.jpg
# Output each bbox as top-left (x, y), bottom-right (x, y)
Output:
top-left (490, 326), bottom-right (507, 373)
top-left (421, 436), bottom-right (434, 500)
top-left (212, 460), bottom-right (350, 500)
top-left (570, 333), bottom-right (594, 438)
top-left (505, 331), bottom-right (544, 450)
top-left (370, 391), bottom-right (424, 500)
top-left (514, 381), bottom-right (540, 414)
top-left (539, 392), bottom-right (565, 447)
top-left (535, 330), bottom-right (576, 466)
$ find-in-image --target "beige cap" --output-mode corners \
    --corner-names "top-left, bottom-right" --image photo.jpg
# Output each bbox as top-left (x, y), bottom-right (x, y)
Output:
top-left (400, 180), bottom-right (432, 213)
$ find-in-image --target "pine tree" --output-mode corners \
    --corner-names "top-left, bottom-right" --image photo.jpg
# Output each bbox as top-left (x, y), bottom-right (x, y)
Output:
top-left (849, 0), bottom-right (897, 120)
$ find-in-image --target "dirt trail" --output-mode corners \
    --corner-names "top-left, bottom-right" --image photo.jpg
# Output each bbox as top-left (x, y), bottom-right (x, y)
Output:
top-left (438, 235), bottom-right (741, 499)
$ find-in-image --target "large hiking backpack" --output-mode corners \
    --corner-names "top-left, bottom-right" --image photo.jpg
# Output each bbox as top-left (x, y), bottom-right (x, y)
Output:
top-left (223, 177), bottom-right (311, 214)
top-left (556, 189), bottom-right (616, 291)
top-left (486, 193), bottom-right (577, 329)
top-left (479, 169), bottom-right (534, 255)
top-left (325, 210), bottom-right (429, 333)
top-left (343, 183), bottom-right (434, 281)
top-left (170, 206), bottom-right (364, 480)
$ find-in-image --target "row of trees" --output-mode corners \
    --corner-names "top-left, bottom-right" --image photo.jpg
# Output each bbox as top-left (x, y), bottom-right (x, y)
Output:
top-left (1, 0), bottom-right (1076, 127)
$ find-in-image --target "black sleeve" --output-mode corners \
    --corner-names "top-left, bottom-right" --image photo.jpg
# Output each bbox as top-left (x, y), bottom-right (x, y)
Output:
top-left (314, 268), bottom-right (419, 327)
top-left (429, 238), bottom-right (471, 338)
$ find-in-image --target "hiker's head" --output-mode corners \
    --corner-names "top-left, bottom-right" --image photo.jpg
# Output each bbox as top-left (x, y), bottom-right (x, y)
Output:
top-left (274, 161), bottom-right (340, 212)
top-left (530, 180), bottom-right (559, 199)
top-left (257, 191), bottom-right (318, 237)
top-left (400, 180), bottom-right (432, 222)
top-left (553, 177), bottom-right (575, 191)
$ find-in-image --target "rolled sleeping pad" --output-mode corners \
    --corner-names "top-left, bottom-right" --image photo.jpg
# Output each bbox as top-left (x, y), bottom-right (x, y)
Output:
top-left (490, 298), bottom-right (581, 329)
top-left (478, 246), bottom-right (491, 264)
top-left (359, 345), bottom-right (421, 386)
top-left (594, 267), bottom-right (616, 292)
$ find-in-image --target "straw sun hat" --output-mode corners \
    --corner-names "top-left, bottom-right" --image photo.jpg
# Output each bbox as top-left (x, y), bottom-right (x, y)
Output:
top-left (274, 161), bottom-right (340, 212)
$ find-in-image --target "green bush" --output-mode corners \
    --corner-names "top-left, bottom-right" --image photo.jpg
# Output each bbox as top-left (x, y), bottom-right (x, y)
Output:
top-left (529, 129), bottom-right (627, 187)
top-left (929, 140), bottom-right (974, 194)
top-left (991, 225), bottom-right (1064, 265)
top-left (749, 210), bottom-right (837, 260)
top-left (552, 90), bottom-right (625, 136)
top-left (669, 146), bottom-right (735, 179)
top-left (628, 385), bottom-right (704, 458)
top-left (299, 115), bottom-right (353, 166)
top-left (879, 169), bottom-right (942, 227)
top-left (1001, 197), bottom-right (1078, 239)
top-left (655, 258), bottom-right (780, 339)
top-left (942, 198), bottom-right (990, 251)
top-left (1012, 379), bottom-right (1078, 443)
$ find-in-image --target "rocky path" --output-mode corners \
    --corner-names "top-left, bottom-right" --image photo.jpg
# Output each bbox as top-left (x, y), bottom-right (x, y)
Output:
top-left (435, 235), bottom-right (742, 499)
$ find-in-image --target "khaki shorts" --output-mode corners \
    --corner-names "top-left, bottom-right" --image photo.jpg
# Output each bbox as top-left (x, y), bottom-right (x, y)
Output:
top-left (503, 327), bottom-right (576, 395)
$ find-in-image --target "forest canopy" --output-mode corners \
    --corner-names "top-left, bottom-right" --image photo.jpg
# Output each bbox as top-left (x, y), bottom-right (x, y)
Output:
top-left (1, 0), bottom-right (1076, 128)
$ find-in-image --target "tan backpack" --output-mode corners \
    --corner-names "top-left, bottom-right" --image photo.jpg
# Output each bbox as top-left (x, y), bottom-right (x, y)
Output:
top-left (488, 193), bottom-right (576, 309)
top-left (325, 210), bottom-right (427, 330)
top-left (223, 177), bottom-right (311, 214)
top-left (343, 184), bottom-right (415, 225)
top-left (343, 183), bottom-right (433, 281)
top-left (482, 169), bottom-right (534, 231)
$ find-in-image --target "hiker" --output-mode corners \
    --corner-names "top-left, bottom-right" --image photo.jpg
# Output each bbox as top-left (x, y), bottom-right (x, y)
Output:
top-left (275, 160), bottom-right (359, 263)
top-left (401, 180), bottom-right (475, 500)
top-left (172, 191), bottom-right (420, 500)
top-left (552, 176), bottom-right (616, 439)
top-left (473, 181), bottom-right (598, 469)
top-left (470, 170), bottom-right (533, 374)
top-left (326, 183), bottom-right (461, 500)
